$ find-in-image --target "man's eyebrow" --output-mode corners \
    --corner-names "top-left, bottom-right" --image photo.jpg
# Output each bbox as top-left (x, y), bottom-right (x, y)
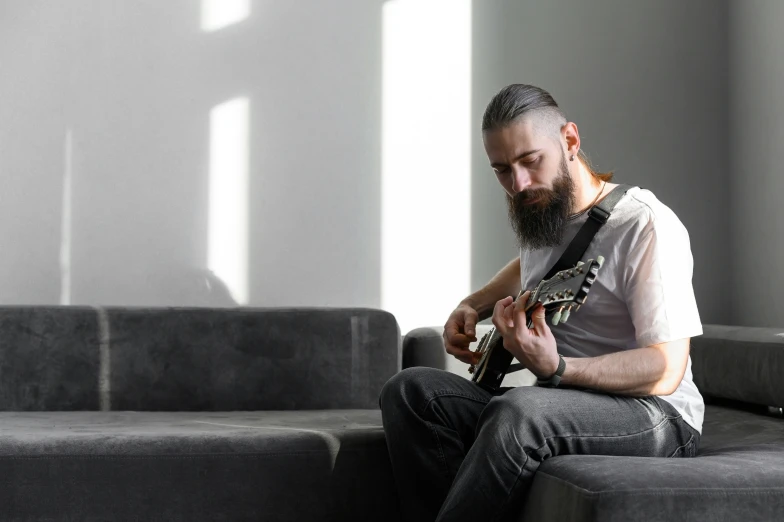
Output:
top-left (490, 149), bottom-right (541, 168)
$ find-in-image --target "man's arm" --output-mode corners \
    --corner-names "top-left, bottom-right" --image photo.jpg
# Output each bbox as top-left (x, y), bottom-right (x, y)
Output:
top-left (460, 256), bottom-right (522, 321)
top-left (560, 338), bottom-right (691, 396)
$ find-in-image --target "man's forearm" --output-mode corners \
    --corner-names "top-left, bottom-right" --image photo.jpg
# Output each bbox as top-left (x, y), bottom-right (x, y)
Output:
top-left (461, 257), bottom-right (522, 322)
top-left (560, 343), bottom-right (689, 397)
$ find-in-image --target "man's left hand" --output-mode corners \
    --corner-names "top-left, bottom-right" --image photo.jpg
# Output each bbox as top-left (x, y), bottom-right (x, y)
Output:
top-left (491, 291), bottom-right (561, 379)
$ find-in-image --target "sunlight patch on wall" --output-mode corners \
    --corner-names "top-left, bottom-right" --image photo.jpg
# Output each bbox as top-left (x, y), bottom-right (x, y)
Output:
top-left (209, 97), bottom-right (250, 305)
top-left (60, 127), bottom-right (73, 306)
top-left (201, 0), bottom-right (250, 32)
top-left (381, 0), bottom-right (472, 335)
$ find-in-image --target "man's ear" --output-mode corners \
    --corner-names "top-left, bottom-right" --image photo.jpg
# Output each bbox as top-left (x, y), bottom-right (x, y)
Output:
top-left (561, 121), bottom-right (580, 156)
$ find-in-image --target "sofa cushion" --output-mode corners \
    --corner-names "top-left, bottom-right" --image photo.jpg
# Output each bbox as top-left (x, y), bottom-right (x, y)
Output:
top-left (520, 404), bottom-right (784, 522)
top-left (692, 324), bottom-right (784, 408)
top-left (0, 410), bottom-right (399, 522)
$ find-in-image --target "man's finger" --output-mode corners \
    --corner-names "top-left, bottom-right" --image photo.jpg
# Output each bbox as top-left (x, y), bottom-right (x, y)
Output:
top-left (463, 310), bottom-right (478, 337)
top-left (443, 322), bottom-right (460, 338)
top-left (530, 303), bottom-right (548, 333)
top-left (492, 296), bottom-right (514, 331)
top-left (451, 333), bottom-right (475, 347)
top-left (445, 345), bottom-right (479, 365)
top-left (514, 291), bottom-right (532, 333)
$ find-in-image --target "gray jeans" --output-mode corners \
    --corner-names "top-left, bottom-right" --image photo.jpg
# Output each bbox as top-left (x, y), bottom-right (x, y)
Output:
top-left (379, 366), bottom-right (699, 522)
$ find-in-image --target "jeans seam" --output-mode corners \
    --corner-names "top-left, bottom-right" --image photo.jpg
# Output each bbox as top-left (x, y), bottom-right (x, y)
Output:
top-left (651, 396), bottom-right (683, 422)
top-left (668, 433), bottom-right (695, 458)
top-left (492, 415), bottom-right (672, 522)
top-left (531, 415), bottom-right (671, 442)
top-left (418, 390), bottom-right (491, 417)
top-left (424, 419), bottom-right (451, 481)
top-left (419, 391), bottom-right (492, 483)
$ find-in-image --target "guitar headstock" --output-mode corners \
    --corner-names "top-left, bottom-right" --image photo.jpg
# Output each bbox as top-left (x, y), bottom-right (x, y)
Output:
top-left (524, 256), bottom-right (604, 326)
top-left (468, 256), bottom-right (605, 382)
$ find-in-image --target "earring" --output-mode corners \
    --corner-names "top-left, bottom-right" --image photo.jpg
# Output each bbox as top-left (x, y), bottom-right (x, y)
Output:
top-left (569, 155), bottom-right (575, 161)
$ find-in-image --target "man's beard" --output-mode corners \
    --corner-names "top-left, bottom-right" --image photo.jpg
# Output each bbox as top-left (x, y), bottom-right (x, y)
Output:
top-left (506, 153), bottom-right (576, 250)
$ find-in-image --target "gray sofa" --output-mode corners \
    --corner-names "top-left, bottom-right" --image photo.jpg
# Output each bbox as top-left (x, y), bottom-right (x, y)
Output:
top-left (0, 306), bottom-right (402, 522)
top-left (1, 307), bottom-right (782, 521)
top-left (404, 324), bottom-right (784, 521)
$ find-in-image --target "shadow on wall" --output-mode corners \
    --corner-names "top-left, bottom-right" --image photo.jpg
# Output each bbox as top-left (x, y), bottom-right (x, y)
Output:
top-left (144, 266), bottom-right (238, 308)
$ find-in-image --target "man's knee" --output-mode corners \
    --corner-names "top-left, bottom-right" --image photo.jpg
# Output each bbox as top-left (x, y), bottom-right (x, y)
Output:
top-left (379, 366), bottom-right (472, 413)
top-left (379, 366), bottom-right (440, 411)
top-left (479, 387), bottom-right (550, 432)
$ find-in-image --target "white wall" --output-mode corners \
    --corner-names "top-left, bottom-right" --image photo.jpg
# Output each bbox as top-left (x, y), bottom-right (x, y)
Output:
top-left (0, 0), bottom-right (383, 308)
top-left (0, 0), bottom-right (747, 330)
top-left (729, 0), bottom-right (784, 327)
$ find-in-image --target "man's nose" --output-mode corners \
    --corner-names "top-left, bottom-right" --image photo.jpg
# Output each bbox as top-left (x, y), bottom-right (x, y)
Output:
top-left (511, 166), bottom-right (531, 193)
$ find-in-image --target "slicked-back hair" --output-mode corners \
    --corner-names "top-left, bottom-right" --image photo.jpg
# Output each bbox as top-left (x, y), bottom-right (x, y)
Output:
top-left (482, 84), bottom-right (613, 182)
top-left (482, 84), bottom-right (565, 134)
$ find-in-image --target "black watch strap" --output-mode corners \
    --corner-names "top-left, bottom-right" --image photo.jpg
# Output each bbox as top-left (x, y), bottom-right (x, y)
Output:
top-left (537, 355), bottom-right (566, 388)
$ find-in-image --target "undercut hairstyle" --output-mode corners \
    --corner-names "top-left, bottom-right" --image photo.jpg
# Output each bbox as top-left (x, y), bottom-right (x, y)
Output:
top-left (482, 84), bottom-right (613, 182)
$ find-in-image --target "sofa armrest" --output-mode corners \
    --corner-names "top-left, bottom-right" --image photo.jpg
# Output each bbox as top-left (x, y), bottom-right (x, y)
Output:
top-left (691, 324), bottom-right (784, 408)
top-left (403, 325), bottom-right (536, 387)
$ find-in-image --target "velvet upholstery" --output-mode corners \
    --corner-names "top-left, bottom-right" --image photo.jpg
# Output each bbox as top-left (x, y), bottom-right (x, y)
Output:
top-left (0, 410), bottom-right (398, 522)
top-left (2, 306), bottom-right (783, 521)
top-left (0, 306), bottom-right (402, 521)
top-left (0, 307), bottom-right (101, 410)
top-left (691, 324), bottom-right (784, 408)
top-left (104, 307), bottom-right (400, 410)
top-left (0, 306), bottom-right (400, 411)
top-left (520, 404), bottom-right (784, 521)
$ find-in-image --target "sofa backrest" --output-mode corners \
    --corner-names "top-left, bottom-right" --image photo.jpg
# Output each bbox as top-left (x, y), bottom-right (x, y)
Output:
top-left (691, 324), bottom-right (784, 409)
top-left (0, 306), bottom-right (400, 411)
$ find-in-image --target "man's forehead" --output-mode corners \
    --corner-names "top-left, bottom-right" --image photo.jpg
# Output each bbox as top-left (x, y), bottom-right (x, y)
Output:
top-left (484, 120), bottom-right (544, 156)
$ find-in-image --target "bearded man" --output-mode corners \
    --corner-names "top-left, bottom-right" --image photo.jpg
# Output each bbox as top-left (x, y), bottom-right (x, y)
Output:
top-left (379, 84), bottom-right (703, 522)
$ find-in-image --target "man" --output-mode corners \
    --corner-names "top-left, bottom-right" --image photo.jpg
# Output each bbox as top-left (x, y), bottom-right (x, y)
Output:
top-left (379, 84), bottom-right (703, 522)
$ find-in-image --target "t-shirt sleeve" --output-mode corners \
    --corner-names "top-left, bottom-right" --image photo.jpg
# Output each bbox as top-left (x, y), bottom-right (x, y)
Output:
top-left (622, 215), bottom-right (703, 347)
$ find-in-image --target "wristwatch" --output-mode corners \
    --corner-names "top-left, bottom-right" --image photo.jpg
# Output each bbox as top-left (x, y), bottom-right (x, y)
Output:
top-left (537, 354), bottom-right (566, 388)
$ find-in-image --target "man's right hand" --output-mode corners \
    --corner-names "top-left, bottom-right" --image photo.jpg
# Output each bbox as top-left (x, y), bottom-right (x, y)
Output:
top-left (443, 304), bottom-right (481, 365)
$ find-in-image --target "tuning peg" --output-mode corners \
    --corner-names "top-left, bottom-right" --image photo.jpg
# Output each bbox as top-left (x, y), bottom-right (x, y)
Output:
top-left (576, 261), bottom-right (584, 267)
top-left (552, 306), bottom-right (564, 326)
top-left (561, 306), bottom-right (571, 323)
top-left (596, 256), bottom-right (605, 267)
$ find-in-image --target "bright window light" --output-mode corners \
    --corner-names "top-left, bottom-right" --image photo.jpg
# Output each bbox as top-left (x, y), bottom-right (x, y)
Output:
top-left (382, 0), bottom-right (472, 335)
top-left (60, 127), bottom-right (73, 306)
top-left (201, 0), bottom-right (250, 32)
top-left (209, 97), bottom-right (250, 305)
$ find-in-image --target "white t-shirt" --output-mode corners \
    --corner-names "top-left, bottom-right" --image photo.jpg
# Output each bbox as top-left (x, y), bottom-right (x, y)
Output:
top-left (519, 186), bottom-right (705, 433)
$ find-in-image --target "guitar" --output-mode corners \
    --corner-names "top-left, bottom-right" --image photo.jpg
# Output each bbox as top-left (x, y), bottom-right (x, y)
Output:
top-left (468, 256), bottom-right (605, 392)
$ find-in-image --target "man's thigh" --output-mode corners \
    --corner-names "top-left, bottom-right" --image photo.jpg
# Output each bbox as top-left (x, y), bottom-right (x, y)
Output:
top-left (484, 385), bottom-right (693, 459)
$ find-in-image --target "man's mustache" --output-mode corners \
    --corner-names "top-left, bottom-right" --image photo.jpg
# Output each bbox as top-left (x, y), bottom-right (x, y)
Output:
top-left (514, 188), bottom-right (556, 207)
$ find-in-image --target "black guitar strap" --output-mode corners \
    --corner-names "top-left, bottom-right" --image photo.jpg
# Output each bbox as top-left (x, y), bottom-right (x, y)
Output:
top-left (506, 183), bottom-right (635, 375)
top-left (544, 183), bottom-right (634, 280)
